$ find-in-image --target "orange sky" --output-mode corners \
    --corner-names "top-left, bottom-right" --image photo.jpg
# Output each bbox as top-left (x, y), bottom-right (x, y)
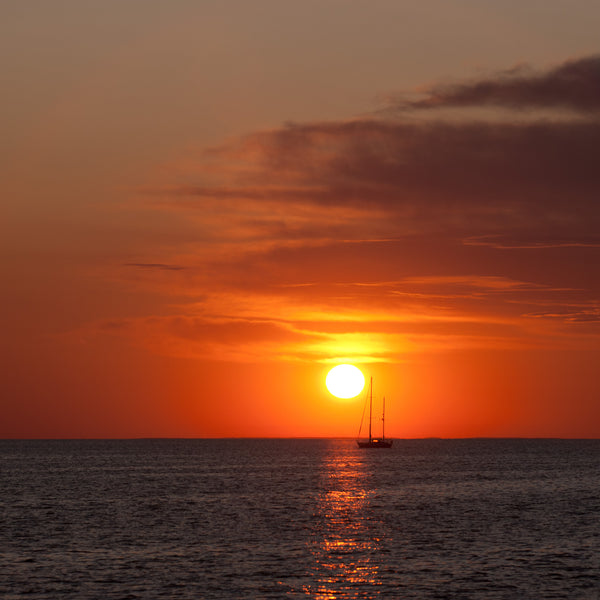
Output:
top-left (2, 2), bottom-right (600, 438)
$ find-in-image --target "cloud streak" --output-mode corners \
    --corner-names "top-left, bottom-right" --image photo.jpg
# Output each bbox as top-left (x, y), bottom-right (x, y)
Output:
top-left (391, 55), bottom-right (600, 113)
top-left (161, 117), bottom-right (600, 248)
top-left (125, 263), bottom-right (186, 271)
top-left (125, 54), bottom-right (600, 362)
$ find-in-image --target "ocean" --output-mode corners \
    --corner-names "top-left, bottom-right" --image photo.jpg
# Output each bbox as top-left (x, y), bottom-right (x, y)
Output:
top-left (1, 439), bottom-right (599, 599)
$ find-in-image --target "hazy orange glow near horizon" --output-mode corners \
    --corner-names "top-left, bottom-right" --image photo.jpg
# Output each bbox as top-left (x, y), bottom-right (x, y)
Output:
top-left (2, 2), bottom-right (600, 438)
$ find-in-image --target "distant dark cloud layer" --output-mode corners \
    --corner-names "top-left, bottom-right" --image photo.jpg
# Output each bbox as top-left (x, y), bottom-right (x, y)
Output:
top-left (244, 119), bottom-right (599, 237)
top-left (176, 54), bottom-right (600, 248)
top-left (393, 55), bottom-right (600, 112)
top-left (145, 55), bottom-right (600, 359)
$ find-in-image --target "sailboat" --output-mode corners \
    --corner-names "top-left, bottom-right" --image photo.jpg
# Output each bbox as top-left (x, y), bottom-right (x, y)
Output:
top-left (356, 376), bottom-right (393, 448)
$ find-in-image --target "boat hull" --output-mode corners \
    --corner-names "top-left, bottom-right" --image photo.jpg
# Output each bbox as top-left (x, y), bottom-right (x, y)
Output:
top-left (357, 439), bottom-right (393, 448)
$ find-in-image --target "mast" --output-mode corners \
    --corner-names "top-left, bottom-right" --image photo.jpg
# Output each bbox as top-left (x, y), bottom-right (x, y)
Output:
top-left (368, 376), bottom-right (373, 442)
top-left (382, 396), bottom-right (386, 441)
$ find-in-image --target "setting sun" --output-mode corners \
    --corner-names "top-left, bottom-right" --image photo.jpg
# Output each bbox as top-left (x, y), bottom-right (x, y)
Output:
top-left (326, 364), bottom-right (365, 399)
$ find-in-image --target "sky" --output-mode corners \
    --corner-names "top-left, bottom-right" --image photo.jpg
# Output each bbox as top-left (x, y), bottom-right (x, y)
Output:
top-left (2, 1), bottom-right (600, 438)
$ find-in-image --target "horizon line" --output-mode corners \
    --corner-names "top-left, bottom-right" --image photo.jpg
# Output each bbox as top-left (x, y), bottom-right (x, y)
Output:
top-left (1, 436), bottom-right (599, 441)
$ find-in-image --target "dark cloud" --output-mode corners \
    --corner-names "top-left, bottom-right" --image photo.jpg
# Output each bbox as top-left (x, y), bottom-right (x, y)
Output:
top-left (132, 54), bottom-right (600, 360)
top-left (390, 55), bottom-right (600, 113)
top-left (463, 235), bottom-right (600, 249)
top-left (527, 305), bottom-right (600, 323)
top-left (125, 263), bottom-right (186, 271)
top-left (173, 118), bottom-right (600, 244)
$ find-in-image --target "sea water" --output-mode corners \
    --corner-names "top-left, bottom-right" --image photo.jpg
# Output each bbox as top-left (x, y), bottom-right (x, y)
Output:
top-left (1, 439), bottom-right (599, 599)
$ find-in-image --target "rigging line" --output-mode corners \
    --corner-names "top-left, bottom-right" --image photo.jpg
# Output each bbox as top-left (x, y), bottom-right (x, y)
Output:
top-left (357, 386), bottom-right (369, 438)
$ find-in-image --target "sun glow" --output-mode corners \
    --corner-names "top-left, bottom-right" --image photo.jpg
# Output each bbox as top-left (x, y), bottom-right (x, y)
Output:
top-left (326, 364), bottom-right (365, 399)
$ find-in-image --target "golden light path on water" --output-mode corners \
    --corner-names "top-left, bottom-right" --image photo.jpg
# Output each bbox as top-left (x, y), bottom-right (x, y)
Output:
top-left (305, 444), bottom-right (382, 598)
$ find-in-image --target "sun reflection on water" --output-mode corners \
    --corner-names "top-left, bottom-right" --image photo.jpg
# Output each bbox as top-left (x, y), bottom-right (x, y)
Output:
top-left (303, 443), bottom-right (383, 598)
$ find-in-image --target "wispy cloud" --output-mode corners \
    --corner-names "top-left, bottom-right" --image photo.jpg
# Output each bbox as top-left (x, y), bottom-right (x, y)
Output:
top-left (463, 235), bottom-right (600, 249)
top-left (158, 118), bottom-right (600, 248)
top-left (119, 54), bottom-right (600, 362)
top-left (389, 55), bottom-right (600, 113)
top-left (124, 263), bottom-right (186, 271)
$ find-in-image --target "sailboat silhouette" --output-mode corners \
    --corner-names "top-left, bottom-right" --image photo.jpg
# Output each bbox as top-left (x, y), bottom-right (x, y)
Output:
top-left (356, 376), bottom-right (392, 448)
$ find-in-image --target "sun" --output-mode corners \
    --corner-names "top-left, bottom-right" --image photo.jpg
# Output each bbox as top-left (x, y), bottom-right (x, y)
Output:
top-left (326, 364), bottom-right (365, 399)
